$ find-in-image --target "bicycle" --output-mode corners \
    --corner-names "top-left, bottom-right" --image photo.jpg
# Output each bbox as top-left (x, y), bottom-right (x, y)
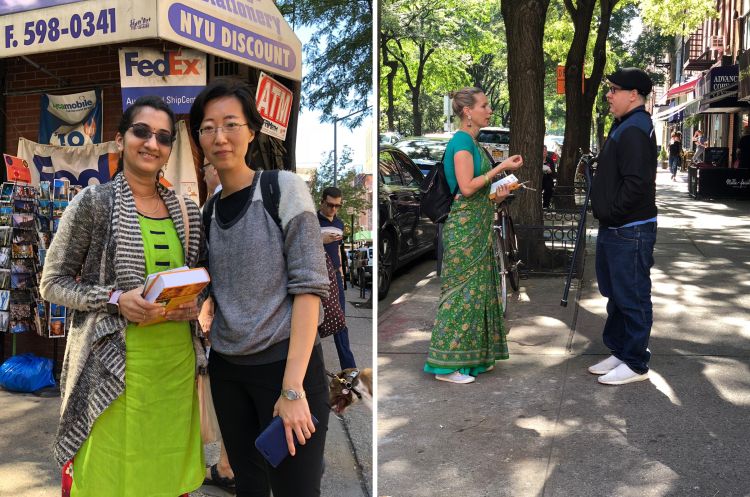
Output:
top-left (491, 192), bottom-right (522, 317)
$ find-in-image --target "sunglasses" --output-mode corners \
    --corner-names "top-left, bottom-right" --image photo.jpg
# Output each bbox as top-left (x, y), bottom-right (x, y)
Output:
top-left (325, 201), bottom-right (343, 209)
top-left (129, 123), bottom-right (175, 146)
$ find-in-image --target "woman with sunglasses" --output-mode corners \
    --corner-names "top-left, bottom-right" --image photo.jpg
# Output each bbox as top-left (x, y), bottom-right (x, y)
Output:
top-left (41, 96), bottom-right (205, 496)
top-left (189, 79), bottom-right (330, 497)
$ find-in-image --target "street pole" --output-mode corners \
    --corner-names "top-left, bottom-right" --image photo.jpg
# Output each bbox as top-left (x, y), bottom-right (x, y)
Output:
top-left (332, 106), bottom-right (371, 189)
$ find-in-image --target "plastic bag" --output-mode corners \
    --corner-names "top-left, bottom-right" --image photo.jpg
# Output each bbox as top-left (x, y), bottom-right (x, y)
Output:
top-left (0, 353), bottom-right (56, 393)
top-left (197, 373), bottom-right (221, 443)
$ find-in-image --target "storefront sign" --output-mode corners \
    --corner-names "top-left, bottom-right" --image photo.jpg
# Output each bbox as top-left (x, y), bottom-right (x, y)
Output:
top-left (16, 137), bottom-right (118, 186)
top-left (689, 166), bottom-right (750, 199)
top-left (698, 65), bottom-right (749, 112)
top-left (256, 72), bottom-right (292, 140)
top-left (3, 154), bottom-right (32, 183)
top-left (1, 0), bottom-right (157, 57)
top-left (157, 0), bottom-right (302, 81)
top-left (39, 89), bottom-right (103, 145)
top-left (0, 0), bottom-right (84, 16)
top-left (118, 47), bottom-right (206, 113)
top-left (738, 51), bottom-right (750, 101)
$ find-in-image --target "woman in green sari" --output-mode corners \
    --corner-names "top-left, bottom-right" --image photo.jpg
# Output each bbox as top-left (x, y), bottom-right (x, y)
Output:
top-left (425, 87), bottom-right (524, 384)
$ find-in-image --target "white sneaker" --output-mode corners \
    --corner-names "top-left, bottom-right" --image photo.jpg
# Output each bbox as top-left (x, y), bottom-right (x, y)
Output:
top-left (588, 355), bottom-right (624, 375)
top-left (598, 363), bottom-right (649, 385)
top-left (435, 371), bottom-right (476, 384)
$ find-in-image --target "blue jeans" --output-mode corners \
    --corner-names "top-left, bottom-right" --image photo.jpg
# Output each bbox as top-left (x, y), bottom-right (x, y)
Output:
top-left (595, 223), bottom-right (657, 374)
top-left (333, 272), bottom-right (357, 370)
top-left (669, 156), bottom-right (680, 175)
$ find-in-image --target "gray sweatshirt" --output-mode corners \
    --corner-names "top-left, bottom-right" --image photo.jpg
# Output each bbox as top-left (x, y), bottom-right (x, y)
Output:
top-left (208, 171), bottom-right (329, 361)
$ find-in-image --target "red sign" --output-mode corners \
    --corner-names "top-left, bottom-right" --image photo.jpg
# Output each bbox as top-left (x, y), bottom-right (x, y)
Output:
top-left (556, 65), bottom-right (565, 95)
top-left (256, 72), bottom-right (293, 140)
top-left (3, 154), bottom-right (31, 183)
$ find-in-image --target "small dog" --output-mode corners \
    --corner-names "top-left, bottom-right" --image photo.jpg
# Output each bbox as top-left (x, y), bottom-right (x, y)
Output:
top-left (328, 367), bottom-right (372, 414)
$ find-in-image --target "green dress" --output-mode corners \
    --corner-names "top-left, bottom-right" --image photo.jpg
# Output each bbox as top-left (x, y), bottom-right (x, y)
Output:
top-left (424, 134), bottom-right (508, 376)
top-left (71, 215), bottom-right (204, 497)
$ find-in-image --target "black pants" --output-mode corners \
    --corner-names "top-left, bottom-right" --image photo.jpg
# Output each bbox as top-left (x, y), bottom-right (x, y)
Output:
top-left (209, 345), bottom-right (330, 497)
top-left (542, 175), bottom-right (555, 208)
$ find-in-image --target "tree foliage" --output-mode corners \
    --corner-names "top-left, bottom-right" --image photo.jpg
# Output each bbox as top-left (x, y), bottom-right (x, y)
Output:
top-left (310, 146), bottom-right (370, 230)
top-left (639, 0), bottom-right (718, 36)
top-left (276, 0), bottom-right (372, 129)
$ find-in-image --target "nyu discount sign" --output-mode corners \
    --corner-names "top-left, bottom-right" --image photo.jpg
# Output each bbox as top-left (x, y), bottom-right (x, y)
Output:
top-left (118, 47), bottom-right (206, 113)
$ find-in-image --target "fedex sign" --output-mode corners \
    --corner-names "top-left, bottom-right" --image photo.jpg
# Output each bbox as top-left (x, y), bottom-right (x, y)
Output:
top-left (118, 47), bottom-right (206, 113)
top-left (123, 50), bottom-right (202, 77)
top-left (256, 72), bottom-right (293, 140)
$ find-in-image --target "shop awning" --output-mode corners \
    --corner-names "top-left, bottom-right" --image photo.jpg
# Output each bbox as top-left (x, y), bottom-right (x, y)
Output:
top-left (652, 98), bottom-right (699, 121)
top-left (666, 78), bottom-right (701, 99)
top-left (0, 0), bottom-right (302, 81)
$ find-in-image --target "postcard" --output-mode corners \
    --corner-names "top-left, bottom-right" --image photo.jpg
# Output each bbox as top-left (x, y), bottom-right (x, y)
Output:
top-left (0, 227), bottom-right (11, 246)
top-left (12, 243), bottom-right (34, 259)
top-left (10, 302), bottom-right (31, 320)
top-left (49, 316), bottom-right (65, 338)
top-left (0, 247), bottom-right (9, 268)
top-left (38, 199), bottom-right (51, 209)
top-left (0, 269), bottom-right (9, 289)
top-left (0, 290), bottom-right (9, 311)
top-left (69, 185), bottom-right (83, 199)
top-left (37, 232), bottom-right (51, 250)
top-left (38, 248), bottom-right (46, 267)
top-left (12, 213), bottom-right (34, 230)
top-left (11, 272), bottom-right (33, 290)
top-left (14, 184), bottom-right (35, 200)
top-left (10, 319), bottom-right (31, 334)
top-left (0, 182), bottom-right (14, 203)
top-left (13, 199), bottom-right (34, 213)
top-left (13, 230), bottom-right (36, 245)
top-left (11, 258), bottom-right (34, 274)
top-left (0, 311), bottom-right (7, 332)
top-left (54, 179), bottom-right (70, 201)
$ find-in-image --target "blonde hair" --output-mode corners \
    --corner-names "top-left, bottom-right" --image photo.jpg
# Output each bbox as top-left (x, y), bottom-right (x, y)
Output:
top-left (450, 87), bottom-right (484, 119)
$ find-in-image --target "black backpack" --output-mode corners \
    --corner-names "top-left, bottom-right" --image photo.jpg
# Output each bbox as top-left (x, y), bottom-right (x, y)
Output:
top-left (420, 153), bottom-right (458, 224)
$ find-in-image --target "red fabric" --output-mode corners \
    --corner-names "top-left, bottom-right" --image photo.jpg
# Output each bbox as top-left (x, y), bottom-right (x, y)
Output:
top-left (61, 460), bottom-right (73, 497)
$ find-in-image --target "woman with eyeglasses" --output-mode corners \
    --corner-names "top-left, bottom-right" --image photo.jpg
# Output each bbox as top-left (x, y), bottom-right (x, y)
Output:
top-left (189, 79), bottom-right (330, 497)
top-left (40, 96), bottom-right (205, 496)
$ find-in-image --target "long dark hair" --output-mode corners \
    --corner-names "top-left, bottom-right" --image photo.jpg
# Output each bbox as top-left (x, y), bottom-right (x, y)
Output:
top-left (115, 96), bottom-right (176, 175)
top-left (189, 79), bottom-right (265, 165)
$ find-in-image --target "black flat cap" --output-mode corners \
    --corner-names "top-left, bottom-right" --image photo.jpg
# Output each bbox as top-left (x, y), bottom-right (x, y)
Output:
top-left (606, 67), bottom-right (653, 96)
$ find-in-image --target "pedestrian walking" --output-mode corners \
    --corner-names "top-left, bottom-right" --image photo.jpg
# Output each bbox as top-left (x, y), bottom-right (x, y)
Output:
top-left (317, 187), bottom-right (357, 370)
top-left (692, 129), bottom-right (706, 163)
top-left (40, 96), bottom-right (205, 496)
top-left (190, 79), bottom-right (330, 497)
top-left (424, 87), bottom-right (523, 384)
top-left (589, 67), bottom-right (657, 385)
top-left (668, 131), bottom-right (682, 181)
top-left (542, 144), bottom-right (556, 208)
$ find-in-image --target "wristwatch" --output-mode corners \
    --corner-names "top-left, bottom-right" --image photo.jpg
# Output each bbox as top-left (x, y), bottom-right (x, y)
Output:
top-left (106, 290), bottom-right (123, 315)
top-left (280, 388), bottom-right (306, 400)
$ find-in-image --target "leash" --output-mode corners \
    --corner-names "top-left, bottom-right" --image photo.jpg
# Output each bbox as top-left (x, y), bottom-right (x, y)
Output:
top-left (326, 368), bottom-right (363, 400)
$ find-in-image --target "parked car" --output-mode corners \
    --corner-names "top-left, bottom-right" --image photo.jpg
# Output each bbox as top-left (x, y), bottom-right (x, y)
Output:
top-left (350, 246), bottom-right (373, 287)
top-left (378, 146), bottom-right (437, 299)
top-left (477, 127), bottom-right (511, 163)
top-left (379, 131), bottom-right (402, 146)
top-left (393, 136), bottom-right (449, 175)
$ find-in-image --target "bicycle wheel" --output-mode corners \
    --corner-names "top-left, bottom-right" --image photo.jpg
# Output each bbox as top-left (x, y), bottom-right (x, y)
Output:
top-left (492, 226), bottom-right (508, 317)
top-left (503, 215), bottom-right (521, 291)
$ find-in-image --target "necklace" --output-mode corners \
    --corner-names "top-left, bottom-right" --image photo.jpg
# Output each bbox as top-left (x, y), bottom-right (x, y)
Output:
top-left (132, 190), bottom-right (158, 199)
top-left (136, 197), bottom-right (162, 216)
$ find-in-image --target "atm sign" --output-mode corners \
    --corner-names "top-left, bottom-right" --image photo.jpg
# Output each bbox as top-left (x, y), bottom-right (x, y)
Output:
top-left (256, 72), bottom-right (293, 140)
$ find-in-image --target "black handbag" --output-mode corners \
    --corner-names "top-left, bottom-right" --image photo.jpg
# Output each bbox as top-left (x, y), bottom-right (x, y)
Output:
top-left (318, 253), bottom-right (346, 338)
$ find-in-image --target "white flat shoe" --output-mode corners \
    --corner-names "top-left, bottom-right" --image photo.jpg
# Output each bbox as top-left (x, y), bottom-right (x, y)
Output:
top-left (588, 355), bottom-right (624, 375)
top-left (598, 363), bottom-right (649, 385)
top-left (435, 371), bottom-right (475, 384)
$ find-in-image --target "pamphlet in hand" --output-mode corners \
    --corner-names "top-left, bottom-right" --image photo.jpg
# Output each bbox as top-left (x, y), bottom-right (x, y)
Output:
top-left (320, 226), bottom-right (343, 237)
top-left (489, 174), bottom-right (521, 199)
top-left (139, 266), bottom-right (210, 326)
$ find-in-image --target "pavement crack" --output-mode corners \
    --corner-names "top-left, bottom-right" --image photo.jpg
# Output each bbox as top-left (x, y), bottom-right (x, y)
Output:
top-left (453, 417), bottom-right (487, 433)
top-left (340, 416), bottom-right (371, 497)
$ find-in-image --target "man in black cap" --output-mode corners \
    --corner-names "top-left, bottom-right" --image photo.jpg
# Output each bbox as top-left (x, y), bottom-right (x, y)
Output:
top-left (588, 67), bottom-right (657, 385)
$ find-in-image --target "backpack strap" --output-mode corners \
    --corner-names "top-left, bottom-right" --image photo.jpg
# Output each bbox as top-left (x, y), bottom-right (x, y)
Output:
top-left (202, 193), bottom-right (217, 244)
top-left (260, 169), bottom-right (282, 232)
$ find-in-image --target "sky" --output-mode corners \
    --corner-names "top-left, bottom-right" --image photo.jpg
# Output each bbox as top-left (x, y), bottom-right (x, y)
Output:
top-left (293, 26), bottom-right (371, 172)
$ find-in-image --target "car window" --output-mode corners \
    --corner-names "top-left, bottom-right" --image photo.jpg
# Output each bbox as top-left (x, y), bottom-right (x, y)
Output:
top-left (478, 130), bottom-right (510, 145)
top-left (394, 153), bottom-right (424, 187)
top-left (379, 151), bottom-right (404, 186)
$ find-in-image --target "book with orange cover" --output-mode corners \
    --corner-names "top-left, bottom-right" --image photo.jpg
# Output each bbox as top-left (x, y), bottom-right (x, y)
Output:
top-left (139, 266), bottom-right (210, 326)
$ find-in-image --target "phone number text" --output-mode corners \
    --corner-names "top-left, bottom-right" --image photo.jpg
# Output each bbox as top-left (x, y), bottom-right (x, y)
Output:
top-left (4, 9), bottom-right (116, 49)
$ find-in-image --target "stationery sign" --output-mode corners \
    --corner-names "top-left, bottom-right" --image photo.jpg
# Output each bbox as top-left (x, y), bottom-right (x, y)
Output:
top-left (118, 47), bottom-right (207, 113)
top-left (256, 72), bottom-right (293, 140)
top-left (39, 89), bottom-right (103, 146)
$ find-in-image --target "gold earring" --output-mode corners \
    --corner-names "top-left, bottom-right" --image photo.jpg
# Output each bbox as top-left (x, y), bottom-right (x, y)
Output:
top-left (468, 114), bottom-right (473, 128)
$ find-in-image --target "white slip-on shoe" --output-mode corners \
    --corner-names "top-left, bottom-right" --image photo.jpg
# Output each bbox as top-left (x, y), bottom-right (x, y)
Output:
top-left (597, 363), bottom-right (649, 385)
top-left (588, 355), bottom-right (624, 375)
top-left (435, 371), bottom-right (476, 384)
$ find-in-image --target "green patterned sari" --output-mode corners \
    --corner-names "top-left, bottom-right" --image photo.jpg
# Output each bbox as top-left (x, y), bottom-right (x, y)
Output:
top-left (424, 143), bottom-right (508, 376)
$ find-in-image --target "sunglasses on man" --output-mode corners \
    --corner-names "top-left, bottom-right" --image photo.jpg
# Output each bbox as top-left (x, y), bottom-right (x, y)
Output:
top-left (325, 201), bottom-right (343, 209)
top-left (129, 123), bottom-right (175, 147)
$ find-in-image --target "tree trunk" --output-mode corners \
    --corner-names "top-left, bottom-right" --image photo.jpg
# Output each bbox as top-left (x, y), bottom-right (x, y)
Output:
top-left (558, 0), bottom-right (618, 207)
top-left (381, 33), bottom-right (398, 130)
top-left (501, 0), bottom-right (550, 268)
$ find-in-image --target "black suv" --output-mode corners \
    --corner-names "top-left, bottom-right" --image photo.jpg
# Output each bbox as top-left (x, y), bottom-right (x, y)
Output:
top-left (378, 146), bottom-right (437, 299)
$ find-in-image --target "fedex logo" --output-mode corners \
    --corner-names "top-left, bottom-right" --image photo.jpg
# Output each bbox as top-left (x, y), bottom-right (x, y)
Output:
top-left (124, 51), bottom-right (201, 77)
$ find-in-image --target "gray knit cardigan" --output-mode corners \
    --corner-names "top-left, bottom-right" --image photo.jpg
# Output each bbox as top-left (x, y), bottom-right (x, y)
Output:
top-left (39, 173), bottom-right (205, 467)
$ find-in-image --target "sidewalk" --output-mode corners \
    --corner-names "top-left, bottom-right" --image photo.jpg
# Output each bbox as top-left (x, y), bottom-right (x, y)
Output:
top-left (378, 168), bottom-right (750, 496)
top-left (0, 285), bottom-right (373, 497)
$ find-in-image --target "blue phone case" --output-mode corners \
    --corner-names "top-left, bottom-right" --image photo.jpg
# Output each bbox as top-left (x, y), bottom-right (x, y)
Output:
top-left (254, 414), bottom-right (319, 468)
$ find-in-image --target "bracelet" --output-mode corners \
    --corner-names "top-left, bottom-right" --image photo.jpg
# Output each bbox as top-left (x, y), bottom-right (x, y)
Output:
top-left (483, 174), bottom-right (490, 186)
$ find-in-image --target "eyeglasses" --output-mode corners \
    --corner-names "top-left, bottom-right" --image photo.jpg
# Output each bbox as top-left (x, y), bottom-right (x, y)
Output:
top-left (607, 86), bottom-right (631, 95)
top-left (325, 201), bottom-right (343, 209)
top-left (129, 123), bottom-right (175, 146)
top-left (198, 123), bottom-right (249, 137)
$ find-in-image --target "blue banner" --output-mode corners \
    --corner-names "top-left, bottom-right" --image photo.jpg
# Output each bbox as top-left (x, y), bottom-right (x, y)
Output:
top-left (39, 89), bottom-right (103, 146)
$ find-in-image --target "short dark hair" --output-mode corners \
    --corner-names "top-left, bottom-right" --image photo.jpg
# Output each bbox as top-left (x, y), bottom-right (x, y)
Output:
top-left (321, 187), bottom-right (342, 200)
top-left (189, 79), bottom-right (265, 165)
top-left (116, 96), bottom-right (176, 174)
